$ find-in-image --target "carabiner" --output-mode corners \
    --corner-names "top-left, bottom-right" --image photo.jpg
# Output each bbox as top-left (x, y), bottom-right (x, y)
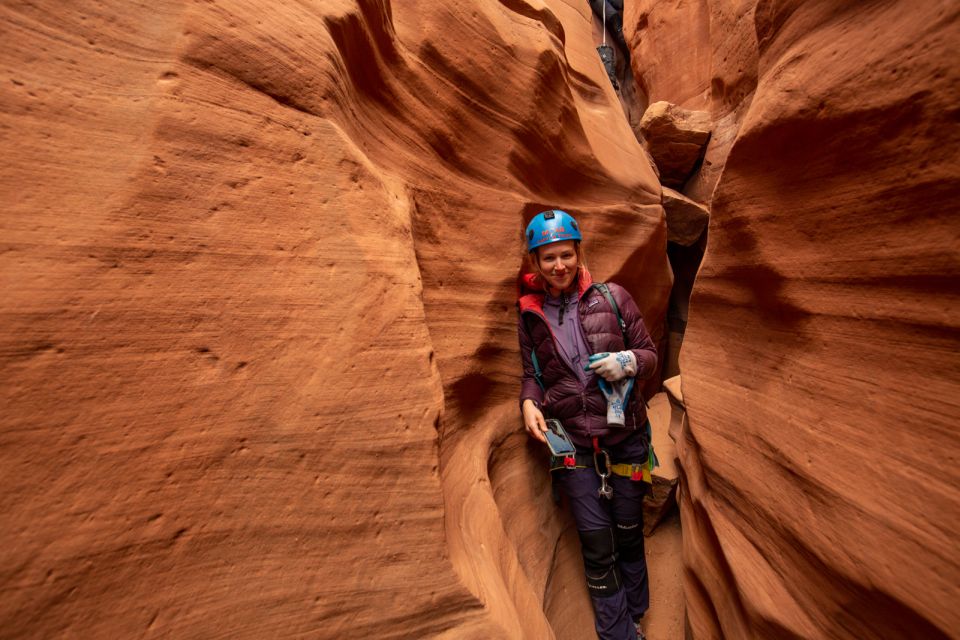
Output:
top-left (593, 447), bottom-right (614, 499)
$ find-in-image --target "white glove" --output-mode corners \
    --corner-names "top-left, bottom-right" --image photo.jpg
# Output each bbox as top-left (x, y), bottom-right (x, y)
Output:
top-left (587, 351), bottom-right (637, 382)
top-left (597, 377), bottom-right (635, 426)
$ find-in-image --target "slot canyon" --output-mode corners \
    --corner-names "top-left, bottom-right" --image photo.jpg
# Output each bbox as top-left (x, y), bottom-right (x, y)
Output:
top-left (1, 1), bottom-right (957, 639)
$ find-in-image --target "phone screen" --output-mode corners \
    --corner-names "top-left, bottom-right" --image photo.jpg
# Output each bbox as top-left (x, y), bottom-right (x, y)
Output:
top-left (545, 430), bottom-right (576, 456)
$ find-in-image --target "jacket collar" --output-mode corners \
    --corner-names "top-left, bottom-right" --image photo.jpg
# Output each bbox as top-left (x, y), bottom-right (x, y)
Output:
top-left (517, 266), bottom-right (594, 314)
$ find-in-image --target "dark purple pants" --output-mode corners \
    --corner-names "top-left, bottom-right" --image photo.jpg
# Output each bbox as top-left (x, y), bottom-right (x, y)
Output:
top-left (553, 431), bottom-right (649, 640)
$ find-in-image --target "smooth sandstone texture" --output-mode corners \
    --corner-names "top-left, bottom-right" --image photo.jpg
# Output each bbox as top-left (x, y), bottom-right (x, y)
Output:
top-left (652, 1), bottom-right (959, 638)
top-left (623, 0), bottom-right (713, 112)
top-left (0, 1), bottom-right (669, 638)
top-left (625, 0), bottom-right (758, 204)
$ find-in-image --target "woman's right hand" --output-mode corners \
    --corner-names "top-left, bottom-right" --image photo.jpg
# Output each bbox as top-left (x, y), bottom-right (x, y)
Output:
top-left (522, 399), bottom-right (548, 443)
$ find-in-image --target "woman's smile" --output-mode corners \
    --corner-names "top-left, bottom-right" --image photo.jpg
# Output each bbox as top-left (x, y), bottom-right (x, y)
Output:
top-left (537, 240), bottom-right (579, 294)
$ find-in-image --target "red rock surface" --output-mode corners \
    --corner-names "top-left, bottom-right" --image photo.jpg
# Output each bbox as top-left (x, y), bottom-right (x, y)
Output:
top-left (631, 1), bottom-right (960, 638)
top-left (0, 1), bottom-right (670, 637)
top-left (625, 0), bottom-right (758, 204)
top-left (661, 187), bottom-right (710, 246)
top-left (6, 1), bottom-right (956, 638)
top-left (624, 0), bottom-right (713, 112)
top-left (638, 102), bottom-right (712, 189)
top-left (642, 392), bottom-right (679, 536)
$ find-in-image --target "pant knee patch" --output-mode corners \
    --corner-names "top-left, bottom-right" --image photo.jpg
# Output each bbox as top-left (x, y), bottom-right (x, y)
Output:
top-left (578, 528), bottom-right (621, 596)
top-left (615, 520), bottom-right (645, 563)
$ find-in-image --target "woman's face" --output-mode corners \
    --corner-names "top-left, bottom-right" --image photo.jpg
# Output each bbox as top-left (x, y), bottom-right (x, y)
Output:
top-left (536, 240), bottom-right (579, 292)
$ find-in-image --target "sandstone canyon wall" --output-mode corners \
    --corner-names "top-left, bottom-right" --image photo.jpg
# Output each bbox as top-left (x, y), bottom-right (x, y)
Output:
top-left (627, 1), bottom-right (959, 638)
top-left (3, 1), bottom-right (958, 639)
top-left (0, 1), bottom-right (667, 638)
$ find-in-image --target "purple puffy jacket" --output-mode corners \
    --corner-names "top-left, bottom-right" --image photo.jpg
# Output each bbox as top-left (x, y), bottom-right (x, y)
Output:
top-left (517, 267), bottom-right (658, 448)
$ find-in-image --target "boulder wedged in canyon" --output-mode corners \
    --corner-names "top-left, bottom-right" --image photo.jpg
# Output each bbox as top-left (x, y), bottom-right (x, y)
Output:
top-left (0, 1), bottom-right (669, 638)
top-left (638, 102), bottom-right (712, 189)
top-left (657, 1), bottom-right (959, 638)
top-left (625, 1), bottom-right (760, 392)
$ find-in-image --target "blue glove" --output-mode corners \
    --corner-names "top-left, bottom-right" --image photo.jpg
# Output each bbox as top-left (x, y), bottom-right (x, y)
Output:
top-left (597, 376), bottom-right (635, 426)
top-left (585, 353), bottom-right (637, 425)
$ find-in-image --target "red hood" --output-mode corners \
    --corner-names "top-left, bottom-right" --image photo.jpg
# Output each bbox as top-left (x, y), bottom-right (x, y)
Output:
top-left (517, 266), bottom-right (594, 314)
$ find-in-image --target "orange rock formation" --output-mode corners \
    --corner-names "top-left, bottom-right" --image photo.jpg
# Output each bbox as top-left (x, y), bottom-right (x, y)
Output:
top-left (1, 1), bottom-right (666, 637)
top-left (2, 0), bottom-right (957, 638)
top-left (627, 0), bottom-right (960, 637)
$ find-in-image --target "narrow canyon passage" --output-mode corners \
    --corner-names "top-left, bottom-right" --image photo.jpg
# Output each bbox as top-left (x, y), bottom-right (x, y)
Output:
top-left (1, 2), bottom-right (957, 639)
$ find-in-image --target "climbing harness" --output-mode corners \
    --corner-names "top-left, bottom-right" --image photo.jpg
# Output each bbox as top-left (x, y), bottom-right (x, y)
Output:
top-left (548, 418), bottom-right (658, 490)
top-left (551, 453), bottom-right (651, 483)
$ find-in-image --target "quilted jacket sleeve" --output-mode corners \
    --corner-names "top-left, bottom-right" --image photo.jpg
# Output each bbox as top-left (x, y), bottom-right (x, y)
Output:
top-left (609, 283), bottom-right (658, 380)
top-left (517, 314), bottom-right (546, 408)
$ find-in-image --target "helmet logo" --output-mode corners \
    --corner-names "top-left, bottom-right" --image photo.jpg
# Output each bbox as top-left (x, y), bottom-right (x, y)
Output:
top-left (543, 211), bottom-right (556, 220)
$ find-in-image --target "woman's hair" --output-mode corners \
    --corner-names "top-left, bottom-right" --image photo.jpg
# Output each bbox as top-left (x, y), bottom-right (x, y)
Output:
top-left (524, 241), bottom-right (587, 289)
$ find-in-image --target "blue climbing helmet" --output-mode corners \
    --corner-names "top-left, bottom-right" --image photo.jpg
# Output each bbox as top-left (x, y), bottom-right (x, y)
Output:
top-left (525, 209), bottom-right (582, 252)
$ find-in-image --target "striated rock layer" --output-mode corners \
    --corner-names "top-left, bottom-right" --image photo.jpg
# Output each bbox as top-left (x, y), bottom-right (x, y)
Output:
top-left (0, 1), bottom-right (668, 638)
top-left (631, 0), bottom-right (960, 637)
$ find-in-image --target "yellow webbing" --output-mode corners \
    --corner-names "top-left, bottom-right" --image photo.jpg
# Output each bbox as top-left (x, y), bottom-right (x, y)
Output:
top-left (610, 463), bottom-right (652, 484)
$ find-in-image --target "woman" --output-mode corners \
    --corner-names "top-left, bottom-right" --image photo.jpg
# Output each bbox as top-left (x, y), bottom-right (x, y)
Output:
top-left (517, 209), bottom-right (658, 640)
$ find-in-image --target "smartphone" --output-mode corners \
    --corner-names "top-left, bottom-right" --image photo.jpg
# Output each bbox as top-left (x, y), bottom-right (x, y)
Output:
top-left (544, 418), bottom-right (576, 456)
